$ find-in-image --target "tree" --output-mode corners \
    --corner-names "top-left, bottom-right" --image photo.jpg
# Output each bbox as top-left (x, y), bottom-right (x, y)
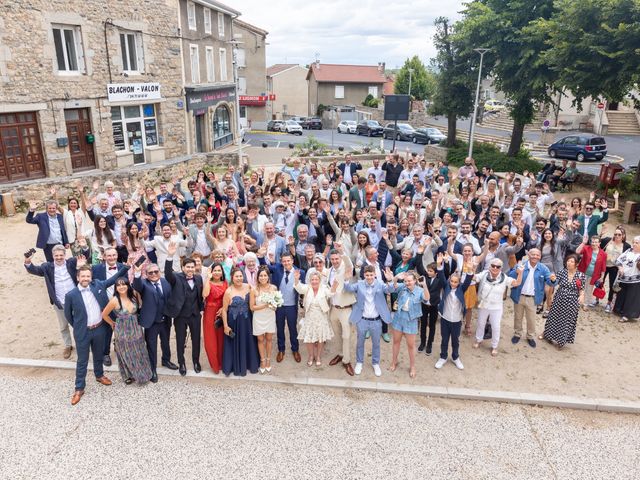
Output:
top-left (456, 0), bottom-right (560, 156)
top-left (538, 0), bottom-right (640, 108)
top-left (394, 56), bottom-right (436, 101)
top-left (429, 17), bottom-right (475, 147)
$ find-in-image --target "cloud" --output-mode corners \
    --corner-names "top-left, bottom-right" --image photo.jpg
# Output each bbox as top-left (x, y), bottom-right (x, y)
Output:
top-left (232, 0), bottom-right (464, 68)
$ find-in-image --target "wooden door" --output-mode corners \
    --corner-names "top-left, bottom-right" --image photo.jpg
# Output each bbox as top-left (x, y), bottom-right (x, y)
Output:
top-left (0, 112), bottom-right (45, 183)
top-left (65, 108), bottom-right (96, 171)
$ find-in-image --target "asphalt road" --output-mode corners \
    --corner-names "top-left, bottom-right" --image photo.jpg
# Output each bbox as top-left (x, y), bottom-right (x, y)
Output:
top-left (1, 368), bottom-right (640, 480)
top-left (246, 122), bottom-right (638, 176)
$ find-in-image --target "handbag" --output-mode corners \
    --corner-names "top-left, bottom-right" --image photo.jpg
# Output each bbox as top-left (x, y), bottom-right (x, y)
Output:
top-left (593, 286), bottom-right (606, 299)
top-left (612, 279), bottom-right (622, 293)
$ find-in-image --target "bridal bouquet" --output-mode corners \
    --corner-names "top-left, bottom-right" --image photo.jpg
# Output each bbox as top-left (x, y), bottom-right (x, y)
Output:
top-left (258, 291), bottom-right (284, 309)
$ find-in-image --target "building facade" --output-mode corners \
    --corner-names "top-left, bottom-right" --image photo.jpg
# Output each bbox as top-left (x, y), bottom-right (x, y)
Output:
top-left (179, 0), bottom-right (241, 153)
top-left (233, 19), bottom-right (268, 130)
top-left (306, 62), bottom-right (386, 117)
top-left (266, 64), bottom-right (308, 120)
top-left (0, 0), bottom-right (187, 184)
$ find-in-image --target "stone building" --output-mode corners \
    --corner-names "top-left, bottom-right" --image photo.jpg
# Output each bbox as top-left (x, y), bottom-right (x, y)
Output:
top-left (233, 19), bottom-right (268, 130)
top-left (0, 0), bottom-right (187, 184)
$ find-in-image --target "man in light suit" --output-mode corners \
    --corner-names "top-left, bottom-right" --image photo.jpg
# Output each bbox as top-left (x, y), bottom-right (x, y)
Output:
top-left (327, 243), bottom-right (356, 376)
top-left (26, 199), bottom-right (69, 262)
top-left (64, 263), bottom-right (129, 405)
top-left (247, 216), bottom-right (287, 264)
top-left (344, 265), bottom-right (397, 377)
top-left (144, 224), bottom-right (188, 274)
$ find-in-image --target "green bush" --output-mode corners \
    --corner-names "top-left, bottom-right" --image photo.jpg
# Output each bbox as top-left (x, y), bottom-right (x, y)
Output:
top-left (362, 94), bottom-right (379, 108)
top-left (446, 141), bottom-right (541, 174)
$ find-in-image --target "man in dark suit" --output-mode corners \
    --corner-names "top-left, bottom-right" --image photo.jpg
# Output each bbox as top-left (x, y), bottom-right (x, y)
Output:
top-left (132, 262), bottom-right (177, 383)
top-left (24, 243), bottom-right (87, 359)
top-left (26, 200), bottom-right (69, 262)
top-left (64, 263), bottom-right (129, 405)
top-left (164, 242), bottom-right (204, 376)
top-left (258, 251), bottom-right (305, 363)
top-left (372, 181), bottom-right (393, 212)
top-left (337, 154), bottom-right (362, 187)
top-left (91, 247), bottom-right (128, 367)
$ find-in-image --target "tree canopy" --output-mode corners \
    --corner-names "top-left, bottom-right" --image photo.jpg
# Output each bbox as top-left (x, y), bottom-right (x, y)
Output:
top-left (394, 56), bottom-right (436, 101)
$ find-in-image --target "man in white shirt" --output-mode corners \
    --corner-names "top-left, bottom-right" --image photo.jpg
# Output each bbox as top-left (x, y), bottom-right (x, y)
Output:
top-left (145, 224), bottom-right (188, 274)
top-left (366, 159), bottom-right (385, 183)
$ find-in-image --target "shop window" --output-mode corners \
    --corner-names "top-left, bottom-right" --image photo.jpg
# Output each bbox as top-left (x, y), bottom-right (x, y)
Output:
top-left (213, 105), bottom-right (232, 148)
top-left (111, 104), bottom-right (159, 158)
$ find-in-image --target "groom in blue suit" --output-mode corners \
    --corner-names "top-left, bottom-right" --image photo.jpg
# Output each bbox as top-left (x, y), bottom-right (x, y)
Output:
top-left (344, 264), bottom-right (397, 377)
top-left (64, 263), bottom-right (129, 405)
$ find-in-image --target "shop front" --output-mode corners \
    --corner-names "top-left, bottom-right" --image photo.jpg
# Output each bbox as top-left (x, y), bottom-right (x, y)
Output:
top-left (107, 82), bottom-right (164, 166)
top-left (185, 85), bottom-right (236, 151)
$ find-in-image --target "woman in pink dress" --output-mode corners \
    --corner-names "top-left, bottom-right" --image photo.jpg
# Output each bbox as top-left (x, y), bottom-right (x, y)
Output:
top-left (124, 222), bottom-right (148, 282)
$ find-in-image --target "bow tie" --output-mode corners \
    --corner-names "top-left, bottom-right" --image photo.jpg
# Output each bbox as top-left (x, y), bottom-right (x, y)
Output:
top-left (108, 266), bottom-right (117, 271)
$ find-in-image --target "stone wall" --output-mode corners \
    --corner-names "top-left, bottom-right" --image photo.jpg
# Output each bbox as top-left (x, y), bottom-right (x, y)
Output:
top-left (2, 152), bottom-right (238, 208)
top-left (0, 0), bottom-right (186, 180)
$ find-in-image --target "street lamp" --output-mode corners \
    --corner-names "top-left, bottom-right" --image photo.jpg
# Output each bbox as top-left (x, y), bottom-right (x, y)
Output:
top-left (407, 68), bottom-right (414, 97)
top-left (468, 48), bottom-right (490, 159)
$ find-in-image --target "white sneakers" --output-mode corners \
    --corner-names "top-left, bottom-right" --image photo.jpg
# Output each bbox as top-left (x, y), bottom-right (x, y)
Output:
top-left (354, 362), bottom-right (382, 376)
top-left (435, 358), bottom-right (464, 370)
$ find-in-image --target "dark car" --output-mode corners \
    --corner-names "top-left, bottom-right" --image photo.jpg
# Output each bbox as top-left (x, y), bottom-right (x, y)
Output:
top-left (301, 117), bottom-right (322, 130)
top-left (412, 127), bottom-right (447, 144)
top-left (356, 120), bottom-right (384, 137)
top-left (547, 134), bottom-right (607, 162)
top-left (267, 120), bottom-right (285, 132)
top-left (383, 123), bottom-right (416, 141)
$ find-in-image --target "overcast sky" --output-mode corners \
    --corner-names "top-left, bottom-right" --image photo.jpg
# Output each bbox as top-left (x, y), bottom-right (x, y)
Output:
top-left (233, 0), bottom-right (464, 69)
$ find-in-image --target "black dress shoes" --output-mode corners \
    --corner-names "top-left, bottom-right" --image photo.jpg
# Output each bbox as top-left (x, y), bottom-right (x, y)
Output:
top-left (194, 362), bottom-right (202, 373)
top-left (150, 372), bottom-right (158, 383)
top-left (103, 355), bottom-right (112, 367)
top-left (417, 343), bottom-right (426, 352)
top-left (179, 363), bottom-right (187, 376)
top-left (162, 360), bottom-right (179, 370)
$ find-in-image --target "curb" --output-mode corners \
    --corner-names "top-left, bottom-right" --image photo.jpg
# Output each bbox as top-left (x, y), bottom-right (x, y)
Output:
top-left (1, 356), bottom-right (637, 413)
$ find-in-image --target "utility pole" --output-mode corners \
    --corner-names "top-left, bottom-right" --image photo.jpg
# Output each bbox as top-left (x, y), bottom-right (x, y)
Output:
top-left (468, 48), bottom-right (490, 159)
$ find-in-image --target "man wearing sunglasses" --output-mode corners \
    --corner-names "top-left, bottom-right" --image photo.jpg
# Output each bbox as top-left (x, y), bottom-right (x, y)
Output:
top-left (577, 200), bottom-right (609, 239)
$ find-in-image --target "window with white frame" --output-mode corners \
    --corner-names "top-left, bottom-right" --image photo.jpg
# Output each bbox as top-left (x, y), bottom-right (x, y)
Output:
top-left (218, 12), bottom-right (225, 38)
top-left (205, 47), bottom-right (215, 82)
top-left (238, 76), bottom-right (247, 95)
top-left (190, 45), bottom-right (200, 84)
top-left (119, 31), bottom-right (144, 73)
top-left (52, 25), bottom-right (85, 73)
top-left (219, 48), bottom-right (227, 81)
top-left (368, 86), bottom-right (378, 97)
top-left (187, 1), bottom-right (197, 30)
top-left (203, 8), bottom-right (211, 34)
top-left (235, 48), bottom-right (246, 68)
top-left (335, 85), bottom-right (345, 99)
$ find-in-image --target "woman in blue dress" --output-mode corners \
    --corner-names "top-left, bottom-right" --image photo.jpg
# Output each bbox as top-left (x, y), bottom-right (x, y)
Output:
top-left (221, 267), bottom-right (259, 376)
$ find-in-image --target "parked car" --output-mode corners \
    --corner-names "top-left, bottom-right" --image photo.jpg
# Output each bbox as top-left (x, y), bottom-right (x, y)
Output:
top-left (484, 99), bottom-right (506, 112)
top-left (289, 116), bottom-right (306, 124)
top-left (301, 117), bottom-right (322, 130)
top-left (383, 123), bottom-right (416, 141)
top-left (337, 120), bottom-right (357, 134)
top-left (412, 127), bottom-right (446, 144)
top-left (267, 120), bottom-right (285, 132)
top-left (281, 120), bottom-right (303, 135)
top-left (356, 120), bottom-right (384, 137)
top-left (547, 134), bottom-right (607, 162)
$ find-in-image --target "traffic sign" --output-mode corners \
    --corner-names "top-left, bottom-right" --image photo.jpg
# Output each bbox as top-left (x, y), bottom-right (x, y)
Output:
top-left (543, 120), bottom-right (550, 127)
top-left (597, 102), bottom-right (605, 109)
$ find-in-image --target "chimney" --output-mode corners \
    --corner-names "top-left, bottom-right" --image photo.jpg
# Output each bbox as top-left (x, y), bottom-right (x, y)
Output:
top-left (378, 62), bottom-right (385, 73)
top-left (315, 59), bottom-right (320, 69)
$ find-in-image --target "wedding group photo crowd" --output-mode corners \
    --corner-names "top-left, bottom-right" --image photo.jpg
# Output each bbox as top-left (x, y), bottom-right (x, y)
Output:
top-left (23, 152), bottom-right (640, 405)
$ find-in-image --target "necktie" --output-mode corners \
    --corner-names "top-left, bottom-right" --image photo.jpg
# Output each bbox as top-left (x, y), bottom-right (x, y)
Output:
top-left (250, 270), bottom-right (256, 285)
top-left (154, 282), bottom-right (161, 295)
top-left (285, 270), bottom-right (289, 284)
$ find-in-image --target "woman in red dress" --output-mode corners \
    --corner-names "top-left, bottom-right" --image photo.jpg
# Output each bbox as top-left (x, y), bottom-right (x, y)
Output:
top-left (202, 263), bottom-right (228, 373)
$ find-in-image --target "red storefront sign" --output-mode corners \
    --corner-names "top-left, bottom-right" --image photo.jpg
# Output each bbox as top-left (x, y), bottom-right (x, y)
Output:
top-left (239, 95), bottom-right (268, 106)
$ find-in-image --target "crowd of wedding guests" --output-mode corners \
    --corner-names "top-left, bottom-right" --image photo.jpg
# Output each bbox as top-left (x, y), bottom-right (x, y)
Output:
top-left (23, 152), bottom-right (640, 405)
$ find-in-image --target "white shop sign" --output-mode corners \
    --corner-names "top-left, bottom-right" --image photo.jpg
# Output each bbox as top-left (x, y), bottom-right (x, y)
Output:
top-left (107, 83), bottom-right (161, 102)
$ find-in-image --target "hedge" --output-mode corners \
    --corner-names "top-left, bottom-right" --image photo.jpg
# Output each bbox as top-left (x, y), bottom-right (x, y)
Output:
top-left (446, 141), bottom-right (542, 174)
